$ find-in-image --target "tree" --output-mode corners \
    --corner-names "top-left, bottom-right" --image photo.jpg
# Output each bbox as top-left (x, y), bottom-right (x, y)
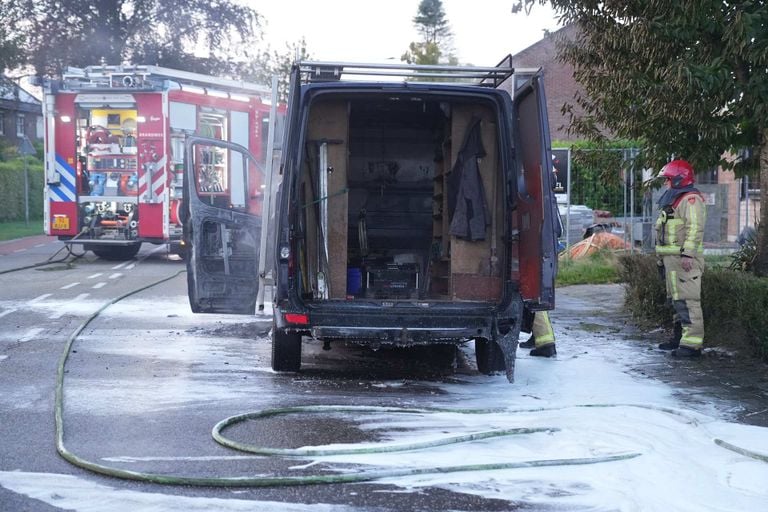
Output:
top-left (245, 38), bottom-right (311, 103)
top-left (402, 0), bottom-right (455, 65)
top-left (515, 1), bottom-right (768, 275)
top-left (0, 2), bottom-right (25, 73)
top-left (1, 0), bottom-right (265, 79)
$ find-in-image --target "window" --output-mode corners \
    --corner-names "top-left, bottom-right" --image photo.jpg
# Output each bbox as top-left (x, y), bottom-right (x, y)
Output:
top-left (16, 114), bottom-right (24, 136)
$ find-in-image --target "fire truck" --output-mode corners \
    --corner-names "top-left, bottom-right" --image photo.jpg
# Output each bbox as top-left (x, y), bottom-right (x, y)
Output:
top-left (42, 64), bottom-right (281, 260)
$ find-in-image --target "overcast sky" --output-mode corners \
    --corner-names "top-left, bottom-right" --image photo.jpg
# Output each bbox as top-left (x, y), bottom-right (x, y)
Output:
top-left (248, 0), bottom-right (562, 65)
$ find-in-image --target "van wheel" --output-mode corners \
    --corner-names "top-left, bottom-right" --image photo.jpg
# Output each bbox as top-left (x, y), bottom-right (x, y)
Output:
top-left (475, 337), bottom-right (506, 375)
top-left (91, 243), bottom-right (141, 261)
top-left (271, 319), bottom-right (302, 372)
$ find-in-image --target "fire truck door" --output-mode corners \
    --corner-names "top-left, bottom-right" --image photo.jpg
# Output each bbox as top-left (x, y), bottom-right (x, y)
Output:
top-left (512, 75), bottom-right (558, 309)
top-left (183, 136), bottom-right (262, 314)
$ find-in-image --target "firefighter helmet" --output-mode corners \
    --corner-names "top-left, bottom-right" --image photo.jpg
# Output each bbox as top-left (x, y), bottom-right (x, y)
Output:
top-left (659, 159), bottom-right (695, 188)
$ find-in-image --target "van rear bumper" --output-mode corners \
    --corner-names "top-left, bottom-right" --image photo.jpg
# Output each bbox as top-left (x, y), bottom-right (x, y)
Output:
top-left (302, 307), bottom-right (499, 345)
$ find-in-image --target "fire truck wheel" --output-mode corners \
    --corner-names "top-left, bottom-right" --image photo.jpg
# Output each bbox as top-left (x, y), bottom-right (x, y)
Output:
top-left (474, 337), bottom-right (506, 375)
top-left (91, 243), bottom-right (142, 261)
top-left (271, 319), bottom-right (302, 372)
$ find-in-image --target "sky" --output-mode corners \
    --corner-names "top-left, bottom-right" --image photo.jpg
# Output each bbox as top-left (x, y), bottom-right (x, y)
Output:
top-left (247, 0), bottom-right (563, 66)
top-left (2, 284), bottom-right (768, 510)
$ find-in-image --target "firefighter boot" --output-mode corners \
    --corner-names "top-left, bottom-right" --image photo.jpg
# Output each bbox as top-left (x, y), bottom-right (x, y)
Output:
top-left (519, 335), bottom-right (536, 349)
top-left (530, 343), bottom-right (556, 358)
top-left (672, 345), bottom-right (702, 358)
top-left (658, 321), bottom-right (682, 350)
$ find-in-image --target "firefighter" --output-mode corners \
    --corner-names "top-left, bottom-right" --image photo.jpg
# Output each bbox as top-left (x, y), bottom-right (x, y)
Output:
top-left (519, 310), bottom-right (557, 357)
top-left (655, 159), bottom-right (706, 357)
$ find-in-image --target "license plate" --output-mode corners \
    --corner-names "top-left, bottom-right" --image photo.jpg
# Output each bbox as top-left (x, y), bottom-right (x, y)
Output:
top-left (52, 216), bottom-right (70, 230)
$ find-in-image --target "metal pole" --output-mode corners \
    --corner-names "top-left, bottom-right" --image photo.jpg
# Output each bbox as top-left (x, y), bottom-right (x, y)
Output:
top-left (24, 155), bottom-right (30, 226)
top-left (745, 175), bottom-right (750, 232)
top-left (629, 149), bottom-right (636, 252)
top-left (565, 149), bottom-right (572, 248)
top-left (256, 75), bottom-right (279, 312)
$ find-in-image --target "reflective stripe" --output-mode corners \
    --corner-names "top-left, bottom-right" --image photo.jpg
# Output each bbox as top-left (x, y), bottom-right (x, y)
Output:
top-left (669, 270), bottom-right (679, 300)
top-left (51, 154), bottom-right (77, 202)
top-left (684, 202), bottom-right (701, 252)
top-left (656, 246), bottom-right (681, 255)
top-left (535, 312), bottom-right (555, 345)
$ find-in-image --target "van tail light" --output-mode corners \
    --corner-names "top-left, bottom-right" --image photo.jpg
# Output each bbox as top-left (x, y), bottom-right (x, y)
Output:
top-left (284, 313), bottom-right (308, 325)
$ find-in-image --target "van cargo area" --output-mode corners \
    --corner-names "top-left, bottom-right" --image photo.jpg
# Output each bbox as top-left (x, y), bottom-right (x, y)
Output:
top-left (298, 94), bottom-right (506, 305)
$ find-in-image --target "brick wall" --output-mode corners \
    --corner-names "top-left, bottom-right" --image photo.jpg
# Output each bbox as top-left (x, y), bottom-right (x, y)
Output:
top-left (508, 24), bottom-right (584, 143)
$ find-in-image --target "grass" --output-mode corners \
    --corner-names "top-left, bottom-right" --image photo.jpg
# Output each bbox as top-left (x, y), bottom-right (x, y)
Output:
top-left (0, 219), bottom-right (45, 241)
top-left (556, 250), bottom-right (622, 286)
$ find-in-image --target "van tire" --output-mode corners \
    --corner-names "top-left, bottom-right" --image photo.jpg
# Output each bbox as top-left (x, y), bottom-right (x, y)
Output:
top-left (475, 337), bottom-right (506, 375)
top-left (271, 320), bottom-right (302, 372)
top-left (91, 243), bottom-right (142, 261)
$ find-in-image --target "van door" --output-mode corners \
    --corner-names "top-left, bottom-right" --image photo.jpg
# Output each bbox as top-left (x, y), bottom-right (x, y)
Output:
top-left (183, 136), bottom-right (262, 314)
top-left (512, 75), bottom-right (558, 308)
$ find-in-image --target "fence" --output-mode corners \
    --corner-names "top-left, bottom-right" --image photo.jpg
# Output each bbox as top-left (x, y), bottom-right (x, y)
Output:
top-left (555, 148), bottom-right (757, 255)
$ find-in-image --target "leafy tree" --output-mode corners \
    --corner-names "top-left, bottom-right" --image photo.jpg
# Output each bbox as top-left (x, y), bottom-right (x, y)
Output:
top-left (402, 0), bottom-right (455, 65)
top-left (515, 0), bottom-right (768, 275)
top-left (1, 0), bottom-right (265, 79)
top-left (0, 10), bottom-right (25, 73)
top-left (413, 0), bottom-right (452, 45)
top-left (243, 38), bottom-right (311, 102)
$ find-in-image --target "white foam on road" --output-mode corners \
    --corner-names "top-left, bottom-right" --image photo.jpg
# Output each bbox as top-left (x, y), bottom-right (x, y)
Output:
top-left (0, 471), bottom-right (354, 512)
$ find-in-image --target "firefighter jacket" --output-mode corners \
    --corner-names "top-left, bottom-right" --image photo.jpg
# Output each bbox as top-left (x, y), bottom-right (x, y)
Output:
top-left (655, 191), bottom-right (706, 257)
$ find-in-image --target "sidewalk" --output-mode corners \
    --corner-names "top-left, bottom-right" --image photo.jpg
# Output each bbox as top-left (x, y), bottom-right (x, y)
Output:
top-left (0, 235), bottom-right (54, 257)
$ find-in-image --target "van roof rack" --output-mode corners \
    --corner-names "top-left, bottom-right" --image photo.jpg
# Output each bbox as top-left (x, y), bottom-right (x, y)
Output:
top-left (298, 57), bottom-right (516, 88)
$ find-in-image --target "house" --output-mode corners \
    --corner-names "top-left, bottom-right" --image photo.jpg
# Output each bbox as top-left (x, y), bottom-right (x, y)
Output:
top-left (0, 76), bottom-right (43, 146)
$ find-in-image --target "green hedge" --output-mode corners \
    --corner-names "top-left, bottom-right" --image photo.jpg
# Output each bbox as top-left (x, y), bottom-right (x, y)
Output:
top-left (618, 253), bottom-right (768, 360)
top-left (0, 158), bottom-right (45, 222)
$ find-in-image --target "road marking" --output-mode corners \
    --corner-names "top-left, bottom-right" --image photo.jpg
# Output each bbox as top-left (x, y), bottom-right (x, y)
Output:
top-left (108, 273), bottom-right (122, 279)
top-left (87, 273), bottom-right (103, 279)
top-left (111, 262), bottom-right (129, 270)
top-left (125, 263), bottom-right (136, 270)
top-left (49, 293), bottom-right (91, 319)
top-left (92, 282), bottom-right (107, 289)
top-left (13, 248), bottom-right (25, 253)
top-left (29, 294), bottom-right (52, 303)
top-left (0, 308), bottom-right (17, 318)
top-left (18, 327), bottom-right (44, 343)
top-left (34, 243), bottom-right (46, 248)
top-left (60, 282), bottom-right (80, 289)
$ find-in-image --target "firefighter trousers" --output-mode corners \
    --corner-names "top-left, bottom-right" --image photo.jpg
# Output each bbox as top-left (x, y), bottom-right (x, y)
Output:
top-left (662, 255), bottom-right (705, 350)
top-left (532, 311), bottom-right (555, 347)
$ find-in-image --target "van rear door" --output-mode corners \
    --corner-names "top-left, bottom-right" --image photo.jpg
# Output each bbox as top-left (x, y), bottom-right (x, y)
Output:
top-left (183, 136), bottom-right (262, 314)
top-left (512, 75), bottom-right (558, 309)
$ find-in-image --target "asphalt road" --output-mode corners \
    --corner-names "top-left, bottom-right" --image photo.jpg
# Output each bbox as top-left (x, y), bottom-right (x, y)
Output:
top-left (1, 236), bottom-right (767, 511)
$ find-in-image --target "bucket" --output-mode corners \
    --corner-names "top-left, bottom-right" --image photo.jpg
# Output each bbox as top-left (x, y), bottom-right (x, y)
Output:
top-left (346, 267), bottom-right (362, 296)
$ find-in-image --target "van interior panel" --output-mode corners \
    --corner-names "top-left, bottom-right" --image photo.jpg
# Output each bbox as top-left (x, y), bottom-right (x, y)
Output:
top-left (301, 95), bottom-right (506, 303)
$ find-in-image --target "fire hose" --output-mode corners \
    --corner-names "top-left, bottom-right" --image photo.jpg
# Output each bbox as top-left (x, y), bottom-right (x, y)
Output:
top-left (0, 229), bottom-right (88, 275)
top-left (54, 271), bottom-right (766, 487)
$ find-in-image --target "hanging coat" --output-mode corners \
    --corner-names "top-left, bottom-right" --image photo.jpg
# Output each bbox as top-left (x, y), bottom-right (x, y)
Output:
top-left (448, 117), bottom-right (490, 241)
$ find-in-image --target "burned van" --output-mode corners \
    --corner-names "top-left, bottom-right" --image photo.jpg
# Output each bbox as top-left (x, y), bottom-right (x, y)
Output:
top-left (183, 60), bottom-right (560, 382)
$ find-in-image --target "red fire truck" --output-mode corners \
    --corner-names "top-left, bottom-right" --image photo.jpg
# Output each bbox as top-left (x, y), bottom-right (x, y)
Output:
top-left (42, 64), bottom-right (280, 260)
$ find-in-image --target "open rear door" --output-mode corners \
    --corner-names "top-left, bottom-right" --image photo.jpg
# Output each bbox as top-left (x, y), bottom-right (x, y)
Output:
top-left (183, 136), bottom-right (262, 314)
top-left (512, 75), bottom-right (558, 309)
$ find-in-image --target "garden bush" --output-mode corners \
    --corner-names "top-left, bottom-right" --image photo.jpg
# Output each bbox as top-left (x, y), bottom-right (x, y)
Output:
top-left (0, 157), bottom-right (44, 222)
top-left (618, 253), bottom-right (768, 361)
